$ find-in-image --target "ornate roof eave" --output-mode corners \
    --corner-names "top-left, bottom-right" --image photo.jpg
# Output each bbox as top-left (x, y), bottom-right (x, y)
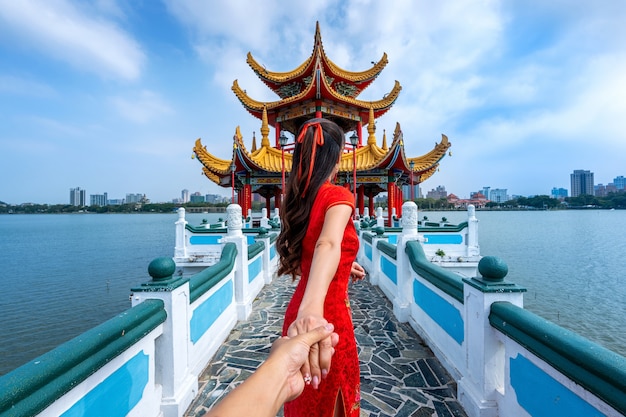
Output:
top-left (232, 78), bottom-right (316, 117)
top-left (318, 73), bottom-right (402, 123)
top-left (247, 22), bottom-right (387, 90)
top-left (323, 51), bottom-right (388, 85)
top-left (232, 77), bottom-right (401, 121)
top-left (247, 51), bottom-right (313, 86)
top-left (406, 134), bottom-right (451, 171)
top-left (193, 138), bottom-right (233, 177)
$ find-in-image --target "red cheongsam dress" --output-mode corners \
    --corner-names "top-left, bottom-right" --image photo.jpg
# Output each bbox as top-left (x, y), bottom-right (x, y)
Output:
top-left (282, 182), bottom-right (361, 417)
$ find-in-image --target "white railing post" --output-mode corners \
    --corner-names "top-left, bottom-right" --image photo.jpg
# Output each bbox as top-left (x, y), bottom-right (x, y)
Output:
top-left (376, 207), bottom-right (385, 228)
top-left (221, 204), bottom-right (251, 320)
top-left (256, 230), bottom-right (273, 284)
top-left (174, 208), bottom-right (188, 262)
top-left (260, 208), bottom-right (269, 228)
top-left (458, 257), bottom-right (526, 417)
top-left (393, 201), bottom-right (421, 322)
top-left (467, 204), bottom-right (480, 257)
top-left (131, 258), bottom-right (195, 417)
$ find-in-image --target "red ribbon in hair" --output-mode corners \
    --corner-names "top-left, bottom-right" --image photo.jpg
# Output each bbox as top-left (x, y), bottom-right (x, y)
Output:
top-left (296, 121), bottom-right (324, 196)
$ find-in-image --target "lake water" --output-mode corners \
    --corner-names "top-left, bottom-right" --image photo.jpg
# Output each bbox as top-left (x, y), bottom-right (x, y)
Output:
top-left (1, 209), bottom-right (625, 375)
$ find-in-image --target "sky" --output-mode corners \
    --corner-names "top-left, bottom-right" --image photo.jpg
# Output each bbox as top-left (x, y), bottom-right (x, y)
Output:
top-left (1, 0), bottom-right (625, 204)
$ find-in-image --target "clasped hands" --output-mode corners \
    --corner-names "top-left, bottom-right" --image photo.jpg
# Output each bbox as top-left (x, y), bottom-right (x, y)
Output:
top-left (287, 262), bottom-right (365, 389)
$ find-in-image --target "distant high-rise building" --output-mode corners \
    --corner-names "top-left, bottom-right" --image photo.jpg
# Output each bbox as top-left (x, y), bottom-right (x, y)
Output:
top-left (181, 189), bottom-right (190, 203)
top-left (570, 170), bottom-right (594, 197)
top-left (550, 187), bottom-right (568, 200)
top-left (482, 187), bottom-right (491, 200)
top-left (614, 175), bottom-right (625, 191)
top-left (90, 192), bottom-right (108, 206)
top-left (426, 185), bottom-right (447, 199)
top-left (126, 193), bottom-right (144, 204)
top-left (489, 189), bottom-right (508, 203)
top-left (190, 192), bottom-right (205, 203)
top-left (70, 187), bottom-right (86, 206)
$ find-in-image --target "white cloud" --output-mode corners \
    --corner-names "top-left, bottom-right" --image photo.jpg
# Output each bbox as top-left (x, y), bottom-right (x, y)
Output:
top-left (110, 90), bottom-right (173, 124)
top-left (0, 0), bottom-right (145, 80)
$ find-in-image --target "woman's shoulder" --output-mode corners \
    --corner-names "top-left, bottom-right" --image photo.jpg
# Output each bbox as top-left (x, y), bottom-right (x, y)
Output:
top-left (318, 183), bottom-right (354, 208)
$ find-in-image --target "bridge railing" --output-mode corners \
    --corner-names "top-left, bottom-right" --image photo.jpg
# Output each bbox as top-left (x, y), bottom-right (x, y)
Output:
top-left (358, 201), bottom-right (626, 417)
top-left (0, 204), bottom-right (279, 417)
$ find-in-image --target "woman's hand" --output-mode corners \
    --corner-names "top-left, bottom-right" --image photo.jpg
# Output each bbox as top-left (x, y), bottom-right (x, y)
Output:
top-left (270, 324), bottom-right (339, 402)
top-left (350, 261), bottom-right (366, 283)
top-left (286, 313), bottom-right (333, 390)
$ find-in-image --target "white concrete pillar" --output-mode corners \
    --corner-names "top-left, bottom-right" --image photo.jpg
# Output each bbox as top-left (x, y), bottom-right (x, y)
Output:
top-left (174, 208), bottom-right (187, 261)
top-left (222, 204), bottom-right (251, 320)
top-left (458, 257), bottom-right (526, 417)
top-left (393, 201), bottom-right (421, 322)
top-left (131, 258), bottom-right (196, 417)
top-left (467, 205), bottom-right (480, 257)
top-left (260, 208), bottom-right (269, 228)
top-left (376, 206), bottom-right (384, 228)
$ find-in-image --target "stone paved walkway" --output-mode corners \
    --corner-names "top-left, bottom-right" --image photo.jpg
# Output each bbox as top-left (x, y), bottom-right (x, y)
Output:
top-left (185, 275), bottom-right (467, 417)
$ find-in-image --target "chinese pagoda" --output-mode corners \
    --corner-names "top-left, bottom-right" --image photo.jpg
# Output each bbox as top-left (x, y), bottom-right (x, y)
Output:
top-left (193, 22), bottom-right (451, 225)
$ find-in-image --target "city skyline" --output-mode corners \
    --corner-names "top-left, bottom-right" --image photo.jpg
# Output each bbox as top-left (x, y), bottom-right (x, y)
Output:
top-left (5, 166), bottom-right (623, 206)
top-left (1, 1), bottom-right (625, 204)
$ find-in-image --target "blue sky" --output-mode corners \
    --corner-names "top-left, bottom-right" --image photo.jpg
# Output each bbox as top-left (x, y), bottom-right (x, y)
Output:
top-left (1, 0), bottom-right (625, 204)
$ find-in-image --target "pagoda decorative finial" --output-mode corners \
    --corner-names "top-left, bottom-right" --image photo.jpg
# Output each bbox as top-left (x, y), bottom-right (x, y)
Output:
top-left (382, 129), bottom-right (388, 150)
top-left (251, 131), bottom-right (257, 152)
top-left (367, 105), bottom-right (377, 145)
top-left (260, 105), bottom-right (270, 148)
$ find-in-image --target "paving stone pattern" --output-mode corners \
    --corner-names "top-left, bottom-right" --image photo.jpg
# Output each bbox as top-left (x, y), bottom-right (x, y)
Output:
top-left (185, 275), bottom-right (467, 417)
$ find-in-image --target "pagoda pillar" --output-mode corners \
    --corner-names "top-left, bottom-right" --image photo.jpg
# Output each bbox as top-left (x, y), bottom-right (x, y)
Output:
top-left (265, 195), bottom-right (271, 214)
top-left (357, 185), bottom-right (365, 218)
top-left (387, 172), bottom-right (395, 226)
top-left (396, 185), bottom-right (403, 218)
top-left (243, 174), bottom-right (252, 216)
top-left (357, 121), bottom-right (363, 146)
top-left (274, 188), bottom-right (282, 211)
top-left (275, 122), bottom-right (281, 147)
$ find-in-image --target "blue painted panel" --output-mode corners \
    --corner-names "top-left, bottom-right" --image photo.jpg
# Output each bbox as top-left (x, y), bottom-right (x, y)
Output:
top-left (190, 281), bottom-right (233, 343)
top-left (510, 355), bottom-right (605, 417)
top-left (381, 256), bottom-right (397, 285)
top-left (387, 235), bottom-right (398, 244)
top-left (247, 235), bottom-right (255, 244)
top-left (413, 279), bottom-right (464, 344)
top-left (61, 351), bottom-right (149, 417)
top-left (248, 256), bottom-right (262, 283)
top-left (364, 242), bottom-right (372, 261)
top-left (423, 234), bottom-right (463, 245)
top-left (189, 235), bottom-right (221, 245)
top-left (270, 245), bottom-right (276, 260)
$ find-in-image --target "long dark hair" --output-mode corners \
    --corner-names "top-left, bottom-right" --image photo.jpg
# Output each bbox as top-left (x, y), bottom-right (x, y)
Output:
top-left (276, 118), bottom-right (345, 280)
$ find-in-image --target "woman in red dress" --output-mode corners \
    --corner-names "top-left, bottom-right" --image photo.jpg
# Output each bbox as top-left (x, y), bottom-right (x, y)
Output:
top-left (277, 118), bottom-right (365, 417)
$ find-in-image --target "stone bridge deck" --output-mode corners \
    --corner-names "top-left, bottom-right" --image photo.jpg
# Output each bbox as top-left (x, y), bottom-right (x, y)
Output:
top-left (184, 275), bottom-right (467, 417)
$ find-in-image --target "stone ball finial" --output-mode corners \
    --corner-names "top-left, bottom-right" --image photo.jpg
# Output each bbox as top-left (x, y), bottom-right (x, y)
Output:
top-left (478, 256), bottom-right (508, 281)
top-left (148, 257), bottom-right (176, 281)
top-left (373, 226), bottom-right (385, 236)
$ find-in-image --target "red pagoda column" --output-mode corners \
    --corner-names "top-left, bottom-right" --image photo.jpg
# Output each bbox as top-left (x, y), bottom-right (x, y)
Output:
top-left (396, 185), bottom-right (403, 218)
top-left (243, 177), bottom-right (252, 217)
top-left (357, 185), bottom-right (365, 217)
top-left (275, 122), bottom-right (281, 147)
top-left (357, 121), bottom-right (363, 146)
top-left (387, 172), bottom-right (395, 226)
top-left (274, 188), bottom-right (282, 211)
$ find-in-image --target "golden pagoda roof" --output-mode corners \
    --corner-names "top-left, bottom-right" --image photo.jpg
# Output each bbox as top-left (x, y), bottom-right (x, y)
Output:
top-left (233, 22), bottom-right (401, 127)
top-left (193, 123), bottom-right (450, 187)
